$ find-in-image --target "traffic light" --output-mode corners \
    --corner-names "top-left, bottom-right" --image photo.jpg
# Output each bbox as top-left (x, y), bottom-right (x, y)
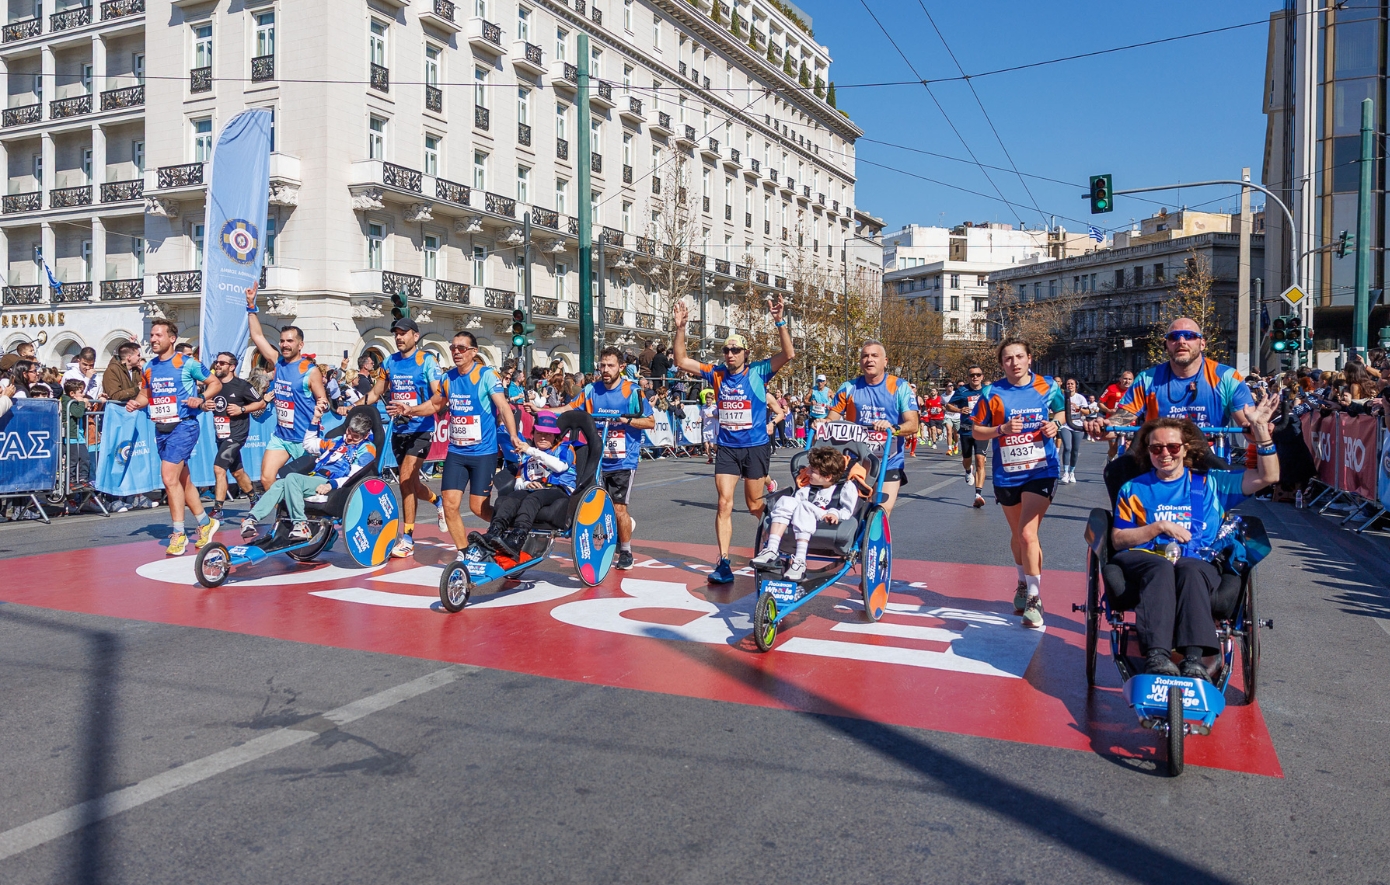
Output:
top-left (1089, 174), bottom-right (1113, 214)
top-left (1285, 314), bottom-right (1303, 351)
top-left (1271, 316), bottom-right (1289, 352)
top-left (390, 286), bottom-right (409, 321)
top-left (1336, 230), bottom-right (1354, 258)
top-left (510, 308), bottom-right (536, 348)
top-left (1303, 327), bottom-right (1315, 352)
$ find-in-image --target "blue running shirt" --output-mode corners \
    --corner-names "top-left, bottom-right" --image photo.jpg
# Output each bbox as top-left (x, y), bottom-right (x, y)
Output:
top-left (384, 347), bottom-right (443, 434)
top-left (273, 356), bottom-right (318, 443)
top-left (830, 374), bottom-right (918, 470)
top-left (572, 378), bottom-right (651, 471)
top-left (971, 373), bottom-right (1066, 488)
top-left (699, 358), bottom-right (777, 448)
top-left (441, 361), bottom-right (504, 456)
top-left (143, 353), bottom-right (210, 425)
top-left (808, 386), bottom-right (833, 419)
top-left (1115, 469), bottom-right (1247, 555)
top-left (948, 385), bottom-right (986, 429)
top-left (1118, 359), bottom-right (1254, 428)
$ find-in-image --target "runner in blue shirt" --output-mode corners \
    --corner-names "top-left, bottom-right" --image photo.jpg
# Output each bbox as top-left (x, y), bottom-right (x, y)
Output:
top-left (970, 338), bottom-right (1066, 629)
top-left (415, 330), bottom-right (524, 562)
top-left (561, 346), bottom-right (655, 571)
top-left (128, 318), bottom-right (222, 556)
top-left (826, 340), bottom-right (920, 514)
top-left (947, 366), bottom-right (989, 508)
top-left (672, 293), bottom-right (794, 584)
top-left (365, 317), bottom-right (445, 556)
top-left (245, 286), bottom-right (328, 493)
top-left (1111, 399), bottom-right (1279, 678)
top-left (805, 374), bottom-right (833, 430)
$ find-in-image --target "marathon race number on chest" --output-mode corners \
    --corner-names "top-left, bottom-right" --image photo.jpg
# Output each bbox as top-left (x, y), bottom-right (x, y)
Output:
top-left (390, 379), bottom-right (419, 409)
top-left (149, 380), bottom-right (179, 424)
top-left (718, 398), bottom-right (753, 430)
top-left (449, 414), bottom-right (482, 446)
top-left (604, 430), bottom-right (627, 459)
top-left (1000, 430), bottom-right (1046, 473)
top-left (214, 415), bottom-right (231, 439)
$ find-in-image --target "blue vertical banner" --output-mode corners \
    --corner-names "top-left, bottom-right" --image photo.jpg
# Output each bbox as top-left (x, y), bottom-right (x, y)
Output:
top-left (199, 108), bottom-right (273, 367)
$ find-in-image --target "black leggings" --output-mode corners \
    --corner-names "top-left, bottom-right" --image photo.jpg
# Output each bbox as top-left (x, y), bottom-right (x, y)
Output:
top-left (492, 486), bottom-right (568, 532)
top-left (1113, 550), bottom-right (1220, 655)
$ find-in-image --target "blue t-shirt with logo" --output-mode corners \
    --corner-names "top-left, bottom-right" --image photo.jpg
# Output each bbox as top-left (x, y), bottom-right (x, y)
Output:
top-left (441, 361), bottom-right (504, 456)
top-left (809, 386), bottom-right (833, 418)
top-left (830, 374), bottom-right (918, 470)
top-left (971, 373), bottom-right (1066, 488)
top-left (383, 347), bottom-right (443, 434)
top-left (273, 356), bottom-right (318, 443)
top-left (1115, 469), bottom-right (1247, 555)
top-left (948, 385), bottom-right (985, 429)
top-left (142, 353), bottom-right (210, 425)
top-left (1117, 359), bottom-right (1254, 429)
top-left (699, 358), bottom-right (777, 448)
top-left (572, 378), bottom-right (651, 471)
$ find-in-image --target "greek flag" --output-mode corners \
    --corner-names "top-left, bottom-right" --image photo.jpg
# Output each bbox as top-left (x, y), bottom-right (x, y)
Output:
top-left (42, 259), bottom-right (62, 294)
top-left (1087, 225), bottom-right (1105, 243)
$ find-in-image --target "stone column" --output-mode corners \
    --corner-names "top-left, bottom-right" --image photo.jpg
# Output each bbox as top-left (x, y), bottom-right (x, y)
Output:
top-left (40, 45), bottom-right (54, 121)
top-left (91, 216), bottom-right (106, 290)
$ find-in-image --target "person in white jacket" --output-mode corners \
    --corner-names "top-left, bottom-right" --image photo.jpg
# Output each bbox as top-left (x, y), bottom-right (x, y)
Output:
top-left (750, 446), bottom-right (859, 580)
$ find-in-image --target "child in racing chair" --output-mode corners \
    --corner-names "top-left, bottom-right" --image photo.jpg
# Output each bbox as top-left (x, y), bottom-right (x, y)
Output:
top-left (240, 411), bottom-right (377, 542)
top-left (469, 409), bottom-right (577, 559)
top-left (750, 446), bottom-right (859, 580)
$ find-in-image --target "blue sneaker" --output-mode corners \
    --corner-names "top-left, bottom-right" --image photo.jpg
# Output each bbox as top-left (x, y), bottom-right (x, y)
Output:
top-left (708, 557), bottom-right (735, 584)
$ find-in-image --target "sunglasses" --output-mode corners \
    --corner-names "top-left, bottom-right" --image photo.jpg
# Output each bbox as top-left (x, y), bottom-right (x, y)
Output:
top-left (1147, 443), bottom-right (1186, 455)
top-left (723, 346), bottom-right (745, 355)
top-left (968, 372), bottom-right (983, 378)
top-left (449, 344), bottom-right (475, 352)
top-left (213, 361), bottom-right (233, 367)
top-left (1165, 330), bottom-right (1203, 342)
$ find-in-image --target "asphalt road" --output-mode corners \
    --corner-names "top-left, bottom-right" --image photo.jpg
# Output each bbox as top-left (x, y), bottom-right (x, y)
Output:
top-left (2, 439), bottom-right (1389, 884)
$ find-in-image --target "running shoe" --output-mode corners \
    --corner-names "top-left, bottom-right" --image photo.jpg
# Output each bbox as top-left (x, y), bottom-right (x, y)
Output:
top-left (783, 558), bottom-right (806, 581)
top-left (1021, 596), bottom-right (1044, 629)
top-left (437, 500), bottom-right (449, 532)
top-left (973, 492), bottom-right (985, 508)
top-left (708, 557), bottom-right (735, 584)
top-left (1179, 658), bottom-right (1211, 682)
top-left (166, 533), bottom-right (188, 556)
top-left (241, 518), bottom-right (259, 541)
top-left (616, 550), bottom-right (635, 570)
top-left (1013, 581), bottom-right (1029, 614)
top-left (196, 517), bottom-right (220, 549)
top-left (208, 504), bottom-right (224, 522)
top-left (1145, 649), bottom-right (1180, 676)
top-left (392, 535), bottom-right (415, 558)
top-left (749, 548), bottom-right (780, 568)
top-left (964, 471), bottom-right (974, 485)
top-left (289, 521), bottom-right (312, 541)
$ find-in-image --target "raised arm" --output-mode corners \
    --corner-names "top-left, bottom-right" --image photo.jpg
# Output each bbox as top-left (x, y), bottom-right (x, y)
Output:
top-left (670, 300), bottom-right (704, 375)
top-left (244, 285), bottom-right (280, 364)
top-left (768, 294), bottom-right (795, 374)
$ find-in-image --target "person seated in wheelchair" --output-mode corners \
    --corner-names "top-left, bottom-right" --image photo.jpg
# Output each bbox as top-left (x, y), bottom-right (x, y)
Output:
top-left (1111, 399), bottom-right (1279, 680)
top-left (240, 411), bottom-right (377, 542)
top-left (750, 446), bottom-right (859, 580)
top-left (469, 409), bottom-right (577, 559)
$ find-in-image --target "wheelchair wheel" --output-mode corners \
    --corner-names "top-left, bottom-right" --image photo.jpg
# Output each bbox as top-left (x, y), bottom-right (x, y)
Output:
top-left (572, 486), bottom-right (618, 586)
top-left (859, 506), bottom-right (891, 622)
top-left (753, 590), bottom-right (778, 652)
top-left (194, 542), bottom-right (231, 589)
top-left (438, 560), bottom-right (473, 613)
top-left (1084, 550), bottom-right (1100, 687)
top-left (341, 479), bottom-right (401, 567)
top-left (286, 522), bottom-right (334, 563)
top-left (1166, 683), bottom-right (1185, 777)
top-left (1241, 570), bottom-right (1260, 704)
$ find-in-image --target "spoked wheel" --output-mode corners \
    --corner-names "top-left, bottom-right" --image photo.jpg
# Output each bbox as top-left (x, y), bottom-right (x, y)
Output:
top-left (287, 522), bottom-right (334, 563)
top-left (438, 560), bottom-right (473, 613)
top-left (1084, 550), bottom-right (1100, 687)
top-left (753, 590), bottom-right (778, 652)
top-left (1241, 570), bottom-right (1260, 704)
top-left (194, 542), bottom-right (231, 589)
top-left (1166, 682), bottom-right (1185, 777)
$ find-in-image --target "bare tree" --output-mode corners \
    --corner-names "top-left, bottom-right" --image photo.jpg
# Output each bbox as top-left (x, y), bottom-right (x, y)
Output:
top-left (1145, 249), bottom-right (1226, 363)
top-left (625, 146), bottom-right (701, 346)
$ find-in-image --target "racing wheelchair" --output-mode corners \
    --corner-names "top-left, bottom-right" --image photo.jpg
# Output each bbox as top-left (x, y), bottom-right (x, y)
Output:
top-left (1080, 504), bottom-right (1274, 776)
top-left (437, 408), bottom-right (618, 611)
top-left (749, 421), bottom-right (893, 652)
top-left (193, 405), bottom-right (401, 587)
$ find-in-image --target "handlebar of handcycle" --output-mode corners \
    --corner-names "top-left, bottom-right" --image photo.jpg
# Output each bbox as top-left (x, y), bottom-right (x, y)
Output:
top-left (1103, 426), bottom-right (1245, 435)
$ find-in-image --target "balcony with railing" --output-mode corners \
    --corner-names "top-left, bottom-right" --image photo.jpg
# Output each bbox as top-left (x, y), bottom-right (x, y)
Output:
top-left (484, 288), bottom-right (517, 310)
top-left (2, 17), bottom-right (39, 42)
top-left (651, 111), bottom-right (672, 136)
top-left (436, 177), bottom-right (470, 206)
top-left (54, 282), bottom-right (92, 303)
top-left (701, 195), bottom-right (710, 213)
top-left (3, 286), bottom-right (42, 305)
top-left (591, 5), bottom-right (602, 25)
top-left (567, 301), bottom-right (580, 320)
top-left (2, 104), bottom-right (40, 128)
top-left (687, 251), bottom-right (706, 268)
top-left (636, 312), bottom-right (657, 330)
top-left (381, 270), bottom-right (422, 300)
top-left (50, 95), bottom-right (92, 119)
top-left (601, 227), bottom-right (624, 246)
top-left (474, 104), bottom-right (490, 130)
top-left (100, 279), bottom-right (143, 301)
top-left (727, 148), bottom-right (740, 167)
top-left (591, 153), bottom-right (602, 174)
top-left (619, 96), bottom-right (643, 124)
top-left (51, 5), bottom-right (92, 31)
top-left (763, 220), bottom-right (770, 234)
top-left (251, 55), bottom-right (275, 82)
top-left (651, 175), bottom-right (660, 194)
top-left (735, 265), bottom-right (751, 280)
top-left (469, 17), bottom-right (504, 53)
top-left (724, 205), bottom-right (731, 221)
top-left (622, 164), bottom-right (632, 184)
top-left (517, 122), bottom-right (531, 146)
top-left (50, 185), bottom-right (91, 209)
top-left (701, 137), bottom-right (719, 160)
top-left (744, 212), bottom-right (752, 228)
top-left (421, 85), bottom-right (442, 113)
top-left (512, 40), bottom-right (544, 75)
top-left (190, 66), bottom-right (211, 93)
top-left (154, 162), bottom-right (204, 190)
top-left (603, 306), bottom-right (624, 326)
top-left (3, 192), bottom-right (40, 214)
top-left (101, 0), bottom-right (144, 21)
top-left (750, 158), bottom-right (760, 174)
top-left (755, 270), bottom-right (769, 285)
top-left (382, 162), bottom-right (423, 192)
top-left (531, 207), bottom-right (558, 228)
top-left (591, 80), bottom-right (615, 109)
top-left (101, 179), bottom-right (143, 202)
top-left (775, 275), bottom-right (786, 289)
top-left (556, 138), bottom-right (568, 160)
top-left (715, 259), bottom-right (730, 275)
top-left (635, 236), bottom-right (655, 254)
top-left (156, 271), bottom-right (201, 295)
top-left (484, 192), bottom-right (515, 217)
top-left (548, 61), bottom-right (578, 89)
top-left (370, 63), bottom-right (389, 93)
top-left (676, 124), bottom-right (697, 147)
top-left (101, 85), bottom-right (143, 111)
top-left (421, 0), bottom-right (461, 32)
top-left (433, 279), bottom-right (469, 304)
top-left (532, 295), bottom-right (558, 317)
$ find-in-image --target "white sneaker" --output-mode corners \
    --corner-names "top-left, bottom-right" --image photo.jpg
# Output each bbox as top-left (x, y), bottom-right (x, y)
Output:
top-left (964, 471), bottom-right (974, 485)
top-left (392, 535), bottom-right (415, 558)
top-left (437, 501), bottom-right (449, 532)
top-left (783, 558), bottom-right (806, 581)
top-left (750, 548), bottom-right (780, 568)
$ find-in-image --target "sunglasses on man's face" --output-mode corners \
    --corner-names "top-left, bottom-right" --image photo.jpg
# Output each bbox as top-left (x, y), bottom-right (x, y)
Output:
top-left (968, 372), bottom-right (983, 378)
top-left (723, 346), bottom-right (745, 355)
top-left (1165, 330), bottom-right (1203, 342)
top-left (449, 344), bottom-right (474, 353)
top-left (1147, 443), bottom-right (1186, 455)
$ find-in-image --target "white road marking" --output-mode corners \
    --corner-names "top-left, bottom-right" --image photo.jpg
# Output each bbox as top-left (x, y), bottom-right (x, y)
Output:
top-left (920, 476), bottom-right (963, 495)
top-left (136, 556), bottom-right (388, 588)
top-left (0, 668), bottom-right (464, 863)
top-left (1379, 617), bottom-right (1390, 638)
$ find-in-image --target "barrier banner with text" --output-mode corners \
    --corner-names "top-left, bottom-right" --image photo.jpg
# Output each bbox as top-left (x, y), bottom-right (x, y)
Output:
top-left (0, 398), bottom-right (60, 494)
top-left (1338, 414), bottom-right (1379, 500)
top-left (1301, 412), bottom-right (1338, 487)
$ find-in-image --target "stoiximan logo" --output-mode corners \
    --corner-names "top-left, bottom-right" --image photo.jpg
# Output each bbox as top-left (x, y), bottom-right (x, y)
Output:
top-left (220, 219), bottom-right (259, 264)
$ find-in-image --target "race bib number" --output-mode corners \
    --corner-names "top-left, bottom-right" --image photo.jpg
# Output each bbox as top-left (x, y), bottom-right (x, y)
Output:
top-left (390, 386), bottom-right (419, 409)
top-left (718, 399), bottom-right (753, 430)
top-left (214, 415), bottom-right (231, 439)
top-left (449, 414), bottom-right (482, 446)
top-left (276, 398), bottom-right (295, 429)
top-left (1000, 430), bottom-right (1046, 473)
top-left (604, 432), bottom-right (627, 459)
top-left (149, 395), bottom-right (179, 424)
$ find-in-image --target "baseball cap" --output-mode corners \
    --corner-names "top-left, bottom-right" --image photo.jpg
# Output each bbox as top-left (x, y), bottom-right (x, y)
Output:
top-left (532, 409), bottom-right (562, 435)
top-left (816, 374), bottom-right (826, 382)
top-left (723, 334), bottom-right (748, 350)
top-left (390, 317), bottom-right (420, 334)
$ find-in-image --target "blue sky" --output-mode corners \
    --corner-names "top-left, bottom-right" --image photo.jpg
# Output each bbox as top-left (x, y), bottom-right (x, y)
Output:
top-left (802, 0), bottom-right (1273, 234)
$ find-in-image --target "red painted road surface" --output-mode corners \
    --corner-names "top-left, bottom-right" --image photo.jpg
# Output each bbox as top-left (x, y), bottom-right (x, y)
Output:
top-left (0, 532), bottom-right (1282, 777)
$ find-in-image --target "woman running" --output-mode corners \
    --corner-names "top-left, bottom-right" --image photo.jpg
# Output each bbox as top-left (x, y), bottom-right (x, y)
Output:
top-left (970, 338), bottom-right (1065, 628)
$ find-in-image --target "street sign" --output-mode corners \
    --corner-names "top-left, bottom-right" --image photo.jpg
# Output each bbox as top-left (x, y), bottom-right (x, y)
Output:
top-left (1278, 284), bottom-right (1306, 307)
